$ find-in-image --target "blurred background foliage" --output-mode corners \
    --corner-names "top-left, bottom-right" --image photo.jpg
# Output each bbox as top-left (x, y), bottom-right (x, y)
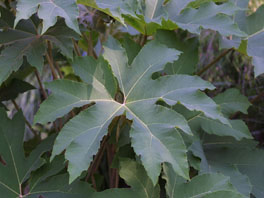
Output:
top-left (198, 0), bottom-right (264, 144)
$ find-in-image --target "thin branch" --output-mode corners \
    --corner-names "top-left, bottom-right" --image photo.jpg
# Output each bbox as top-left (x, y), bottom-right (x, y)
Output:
top-left (35, 70), bottom-right (48, 99)
top-left (0, 155), bottom-right (6, 166)
top-left (72, 38), bottom-right (81, 56)
top-left (85, 135), bottom-right (108, 182)
top-left (140, 34), bottom-right (148, 46)
top-left (11, 99), bottom-right (38, 137)
top-left (196, 48), bottom-right (234, 76)
top-left (46, 41), bottom-right (58, 80)
top-left (83, 33), bottom-right (97, 59)
top-left (54, 62), bottom-right (64, 79)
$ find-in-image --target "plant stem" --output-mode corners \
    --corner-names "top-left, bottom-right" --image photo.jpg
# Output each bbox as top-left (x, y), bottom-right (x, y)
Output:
top-left (46, 41), bottom-right (58, 80)
top-left (83, 32), bottom-right (97, 59)
top-left (72, 38), bottom-right (81, 56)
top-left (35, 70), bottom-right (48, 99)
top-left (11, 99), bottom-right (38, 137)
top-left (196, 48), bottom-right (234, 76)
top-left (140, 34), bottom-right (148, 46)
top-left (0, 155), bottom-right (6, 165)
top-left (230, 91), bottom-right (264, 119)
top-left (85, 136), bottom-right (108, 182)
top-left (54, 62), bottom-right (64, 79)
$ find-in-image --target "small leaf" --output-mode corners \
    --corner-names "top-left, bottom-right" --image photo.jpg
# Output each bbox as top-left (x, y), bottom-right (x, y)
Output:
top-left (0, 79), bottom-right (35, 101)
top-left (213, 88), bottom-right (251, 117)
top-left (15, 0), bottom-right (81, 34)
top-left (156, 30), bottom-right (199, 75)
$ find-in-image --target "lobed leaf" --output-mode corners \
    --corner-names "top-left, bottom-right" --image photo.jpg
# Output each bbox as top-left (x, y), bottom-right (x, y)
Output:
top-left (163, 163), bottom-right (247, 198)
top-left (15, 0), bottom-right (81, 34)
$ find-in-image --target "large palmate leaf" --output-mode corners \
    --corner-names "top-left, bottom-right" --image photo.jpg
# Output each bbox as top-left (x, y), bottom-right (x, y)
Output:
top-left (0, 7), bottom-right (79, 85)
top-left (93, 159), bottom-right (160, 198)
top-left (35, 37), bottom-right (228, 184)
top-left (190, 135), bottom-right (264, 198)
top-left (0, 108), bottom-right (55, 198)
top-left (15, 0), bottom-right (81, 34)
top-left (163, 164), bottom-right (247, 198)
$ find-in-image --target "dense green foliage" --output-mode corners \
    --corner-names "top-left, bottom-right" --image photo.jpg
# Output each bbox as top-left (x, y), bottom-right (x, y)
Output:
top-left (0, 0), bottom-right (263, 197)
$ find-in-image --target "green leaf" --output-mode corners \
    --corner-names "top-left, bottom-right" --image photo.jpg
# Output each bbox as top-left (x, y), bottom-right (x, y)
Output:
top-left (15, 0), bottom-right (81, 34)
top-left (187, 0), bottom-right (228, 8)
top-left (163, 164), bottom-right (247, 198)
top-left (72, 56), bottom-right (118, 98)
top-left (0, 108), bottom-right (55, 198)
top-left (26, 156), bottom-right (95, 198)
top-left (36, 37), bottom-right (229, 184)
top-left (171, 2), bottom-right (247, 37)
top-left (127, 1), bottom-right (246, 36)
top-left (175, 104), bottom-right (252, 140)
top-left (0, 9), bottom-right (79, 85)
top-left (240, 5), bottom-right (264, 76)
top-left (0, 18), bottom-right (45, 85)
top-left (190, 135), bottom-right (264, 198)
top-left (221, 0), bottom-right (264, 77)
top-left (27, 175), bottom-right (94, 198)
top-left (156, 29), bottom-right (199, 75)
top-left (0, 79), bottom-right (35, 102)
top-left (77, 0), bottom-right (139, 25)
top-left (79, 0), bottom-right (246, 36)
top-left (43, 20), bottom-right (80, 59)
top-left (213, 88), bottom-right (251, 117)
top-left (93, 158), bottom-right (160, 198)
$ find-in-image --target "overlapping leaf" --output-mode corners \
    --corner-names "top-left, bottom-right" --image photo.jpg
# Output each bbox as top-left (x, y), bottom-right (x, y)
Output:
top-left (93, 159), bottom-right (159, 198)
top-left (35, 37), bottom-right (229, 185)
top-left (238, 4), bottom-right (264, 76)
top-left (156, 30), bottom-right (199, 75)
top-left (220, 0), bottom-right (264, 77)
top-left (163, 165), bottom-right (246, 198)
top-left (174, 87), bottom-right (252, 141)
top-left (0, 108), bottom-right (95, 197)
top-left (190, 134), bottom-right (264, 198)
top-left (0, 108), bottom-right (54, 197)
top-left (213, 88), bottom-right (251, 117)
top-left (27, 156), bottom-right (95, 198)
top-left (0, 7), bottom-right (79, 85)
top-left (80, 0), bottom-right (246, 36)
top-left (15, 0), bottom-right (81, 34)
top-left (163, 164), bottom-right (247, 198)
top-left (77, 0), bottom-right (139, 25)
top-left (0, 79), bottom-right (35, 102)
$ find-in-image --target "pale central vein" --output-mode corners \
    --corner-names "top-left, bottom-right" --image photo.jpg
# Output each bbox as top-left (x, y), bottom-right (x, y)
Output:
top-left (126, 64), bottom-right (153, 99)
